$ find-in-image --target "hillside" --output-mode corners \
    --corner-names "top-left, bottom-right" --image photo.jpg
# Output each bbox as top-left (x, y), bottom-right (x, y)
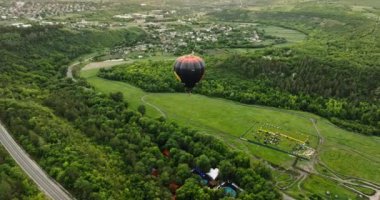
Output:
top-left (0, 0), bottom-right (379, 199)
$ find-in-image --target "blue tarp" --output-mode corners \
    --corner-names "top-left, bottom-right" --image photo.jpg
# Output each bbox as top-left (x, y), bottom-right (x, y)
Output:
top-left (223, 186), bottom-right (237, 198)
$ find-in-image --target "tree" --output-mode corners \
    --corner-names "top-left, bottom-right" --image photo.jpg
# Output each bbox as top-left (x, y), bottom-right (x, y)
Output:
top-left (0, 179), bottom-right (12, 200)
top-left (73, 177), bottom-right (94, 199)
top-left (175, 164), bottom-right (191, 185)
top-left (176, 178), bottom-right (210, 200)
top-left (138, 105), bottom-right (146, 116)
top-left (109, 92), bottom-right (124, 102)
top-left (196, 154), bottom-right (211, 172)
top-left (219, 160), bottom-right (236, 181)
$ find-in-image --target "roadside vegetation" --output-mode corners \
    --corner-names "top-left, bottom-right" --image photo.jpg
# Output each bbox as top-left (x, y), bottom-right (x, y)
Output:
top-left (0, 146), bottom-right (46, 200)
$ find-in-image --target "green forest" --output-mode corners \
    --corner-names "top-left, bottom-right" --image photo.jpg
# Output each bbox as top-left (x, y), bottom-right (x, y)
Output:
top-left (0, 26), bottom-right (279, 199)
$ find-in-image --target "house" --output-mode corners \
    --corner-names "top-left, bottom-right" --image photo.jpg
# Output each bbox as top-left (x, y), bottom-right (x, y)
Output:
top-left (192, 167), bottom-right (220, 187)
top-left (206, 168), bottom-right (219, 187)
top-left (113, 14), bottom-right (133, 20)
top-left (192, 167), bottom-right (208, 180)
top-left (169, 182), bottom-right (180, 194)
top-left (162, 148), bottom-right (170, 158)
top-left (151, 168), bottom-right (159, 177)
top-left (206, 168), bottom-right (219, 180)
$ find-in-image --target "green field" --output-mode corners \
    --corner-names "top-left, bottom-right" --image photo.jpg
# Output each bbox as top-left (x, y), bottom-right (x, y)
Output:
top-left (243, 126), bottom-right (316, 159)
top-left (301, 175), bottom-right (359, 200)
top-left (263, 25), bottom-right (307, 44)
top-left (215, 23), bottom-right (307, 48)
top-left (81, 67), bottom-right (380, 197)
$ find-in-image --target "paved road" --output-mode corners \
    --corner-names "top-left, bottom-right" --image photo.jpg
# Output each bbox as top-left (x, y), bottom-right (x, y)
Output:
top-left (66, 57), bottom-right (95, 82)
top-left (0, 122), bottom-right (72, 200)
top-left (66, 61), bottom-right (79, 81)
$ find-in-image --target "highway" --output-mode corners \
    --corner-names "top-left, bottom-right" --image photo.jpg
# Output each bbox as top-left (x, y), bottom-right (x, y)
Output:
top-left (0, 121), bottom-right (72, 200)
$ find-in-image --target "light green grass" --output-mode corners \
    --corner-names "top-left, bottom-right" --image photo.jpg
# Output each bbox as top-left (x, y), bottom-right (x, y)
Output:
top-left (351, 185), bottom-right (376, 196)
top-left (317, 120), bottom-right (380, 182)
top-left (263, 25), bottom-right (307, 44)
top-left (285, 174), bottom-right (364, 200)
top-left (82, 68), bottom-right (380, 184)
top-left (302, 175), bottom-right (360, 200)
top-left (272, 170), bottom-right (296, 189)
top-left (82, 69), bottom-right (162, 119)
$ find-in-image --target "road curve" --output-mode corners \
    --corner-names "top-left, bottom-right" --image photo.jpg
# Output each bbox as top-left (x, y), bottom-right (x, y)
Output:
top-left (141, 95), bottom-right (167, 118)
top-left (66, 61), bottom-right (79, 82)
top-left (0, 122), bottom-right (72, 200)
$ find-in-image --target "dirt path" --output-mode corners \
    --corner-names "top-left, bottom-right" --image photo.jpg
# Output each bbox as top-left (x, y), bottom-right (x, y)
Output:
top-left (66, 57), bottom-right (94, 81)
top-left (141, 95), bottom-right (167, 118)
top-left (66, 61), bottom-right (80, 81)
top-left (81, 59), bottom-right (132, 71)
top-left (310, 118), bottom-right (323, 171)
top-left (298, 119), bottom-right (380, 199)
top-left (371, 191), bottom-right (380, 200)
top-left (67, 58), bottom-right (132, 81)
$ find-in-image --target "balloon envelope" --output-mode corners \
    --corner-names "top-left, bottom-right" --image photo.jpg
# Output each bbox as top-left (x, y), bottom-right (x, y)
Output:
top-left (173, 55), bottom-right (205, 89)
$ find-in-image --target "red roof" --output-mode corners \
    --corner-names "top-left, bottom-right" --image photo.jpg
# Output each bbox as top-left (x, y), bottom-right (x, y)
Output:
top-left (162, 149), bottom-right (170, 157)
top-left (151, 168), bottom-right (159, 177)
top-left (169, 182), bottom-right (180, 194)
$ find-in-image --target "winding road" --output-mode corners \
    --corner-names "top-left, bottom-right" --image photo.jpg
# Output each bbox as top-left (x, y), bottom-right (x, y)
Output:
top-left (0, 122), bottom-right (72, 200)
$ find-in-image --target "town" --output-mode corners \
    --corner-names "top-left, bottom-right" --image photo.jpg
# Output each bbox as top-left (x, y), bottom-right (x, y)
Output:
top-left (0, 2), bottom-right (286, 57)
top-left (0, 1), bottom-right (96, 20)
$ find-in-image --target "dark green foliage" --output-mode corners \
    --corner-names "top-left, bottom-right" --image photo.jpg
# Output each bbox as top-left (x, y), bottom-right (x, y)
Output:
top-left (109, 91), bottom-right (124, 102)
top-left (176, 178), bottom-right (211, 200)
top-left (98, 61), bottom-right (184, 92)
top-left (137, 104), bottom-right (146, 116)
top-left (195, 154), bottom-right (211, 172)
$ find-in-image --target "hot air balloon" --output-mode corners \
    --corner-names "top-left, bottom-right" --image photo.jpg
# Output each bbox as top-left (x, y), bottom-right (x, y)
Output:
top-left (173, 55), bottom-right (205, 91)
